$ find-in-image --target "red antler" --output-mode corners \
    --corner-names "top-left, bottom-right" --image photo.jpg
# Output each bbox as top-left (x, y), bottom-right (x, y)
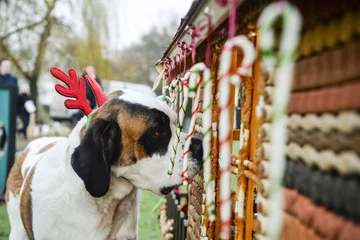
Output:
top-left (84, 69), bottom-right (107, 107)
top-left (50, 67), bottom-right (92, 115)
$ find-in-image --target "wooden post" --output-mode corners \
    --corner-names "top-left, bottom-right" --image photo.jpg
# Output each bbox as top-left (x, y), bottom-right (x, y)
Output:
top-left (245, 33), bottom-right (262, 240)
top-left (234, 75), bottom-right (253, 240)
top-left (229, 50), bottom-right (238, 152)
top-left (210, 51), bottom-right (221, 240)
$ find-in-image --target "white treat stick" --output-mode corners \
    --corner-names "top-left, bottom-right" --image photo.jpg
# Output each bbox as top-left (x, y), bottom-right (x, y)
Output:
top-left (257, 2), bottom-right (302, 239)
top-left (182, 63), bottom-right (207, 185)
top-left (218, 36), bottom-right (255, 239)
top-left (168, 72), bottom-right (190, 175)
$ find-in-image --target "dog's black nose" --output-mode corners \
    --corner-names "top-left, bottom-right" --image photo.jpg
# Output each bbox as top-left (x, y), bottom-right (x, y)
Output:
top-left (189, 132), bottom-right (203, 169)
top-left (160, 186), bottom-right (175, 195)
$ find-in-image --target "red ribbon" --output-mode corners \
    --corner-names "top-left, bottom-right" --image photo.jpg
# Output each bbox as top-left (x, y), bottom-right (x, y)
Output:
top-left (216, 0), bottom-right (228, 7)
top-left (216, 0), bottom-right (237, 39)
top-left (164, 57), bottom-right (173, 83)
top-left (185, 23), bottom-right (207, 65)
top-left (176, 41), bottom-right (189, 72)
top-left (205, 15), bottom-right (212, 67)
top-left (229, 0), bottom-right (237, 38)
top-left (173, 54), bottom-right (181, 74)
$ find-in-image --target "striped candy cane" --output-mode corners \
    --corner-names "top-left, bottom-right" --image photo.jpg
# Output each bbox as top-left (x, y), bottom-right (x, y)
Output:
top-left (202, 65), bottom-right (216, 221)
top-left (180, 62), bottom-right (216, 220)
top-left (218, 36), bottom-right (256, 239)
top-left (168, 72), bottom-right (190, 176)
top-left (169, 79), bottom-right (181, 111)
top-left (257, 2), bottom-right (302, 239)
top-left (182, 63), bottom-right (205, 185)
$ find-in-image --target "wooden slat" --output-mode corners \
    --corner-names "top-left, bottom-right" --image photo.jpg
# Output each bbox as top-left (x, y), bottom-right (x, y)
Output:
top-left (245, 32), bottom-right (262, 240)
top-left (229, 50), bottom-right (238, 152)
top-left (233, 129), bottom-right (241, 140)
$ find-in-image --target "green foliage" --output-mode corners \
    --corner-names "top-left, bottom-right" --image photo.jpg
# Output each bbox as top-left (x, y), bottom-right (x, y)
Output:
top-left (0, 205), bottom-right (10, 240)
top-left (138, 190), bottom-right (162, 239)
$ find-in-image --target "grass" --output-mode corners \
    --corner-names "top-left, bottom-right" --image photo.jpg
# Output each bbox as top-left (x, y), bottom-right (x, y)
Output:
top-left (0, 190), bottom-right (161, 240)
top-left (138, 191), bottom-right (162, 239)
top-left (0, 205), bottom-right (10, 240)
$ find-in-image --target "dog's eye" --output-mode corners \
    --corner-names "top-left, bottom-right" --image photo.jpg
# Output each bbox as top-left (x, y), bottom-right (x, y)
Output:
top-left (154, 131), bottom-right (160, 137)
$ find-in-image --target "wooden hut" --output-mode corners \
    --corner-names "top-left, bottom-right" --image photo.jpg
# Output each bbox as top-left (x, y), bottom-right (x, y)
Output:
top-left (155, 0), bottom-right (360, 239)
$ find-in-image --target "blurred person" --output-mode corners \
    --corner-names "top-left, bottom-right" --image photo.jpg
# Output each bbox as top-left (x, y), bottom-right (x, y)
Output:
top-left (17, 83), bottom-right (36, 139)
top-left (0, 59), bottom-right (18, 94)
top-left (0, 121), bottom-right (6, 152)
top-left (71, 65), bottom-right (102, 124)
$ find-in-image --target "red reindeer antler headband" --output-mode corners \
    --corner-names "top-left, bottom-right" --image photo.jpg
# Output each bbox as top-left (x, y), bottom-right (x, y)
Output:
top-left (50, 67), bottom-right (107, 116)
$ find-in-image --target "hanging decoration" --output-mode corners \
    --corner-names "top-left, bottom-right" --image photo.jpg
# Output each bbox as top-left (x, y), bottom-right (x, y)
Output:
top-left (217, 36), bottom-right (256, 239)
top-left (168, 73), bottom-right (190, 176)
top-left (257, 1), bottom-right (302, 239)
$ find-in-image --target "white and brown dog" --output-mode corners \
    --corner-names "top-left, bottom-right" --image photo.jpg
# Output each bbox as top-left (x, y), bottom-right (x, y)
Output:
top-left (5, 89), bottom-right (203, 240)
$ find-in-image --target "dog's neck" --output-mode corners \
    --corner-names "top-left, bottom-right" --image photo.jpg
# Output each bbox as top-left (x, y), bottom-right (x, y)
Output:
top-left (68, 117), bottom-right (87, 150)
top-left (67, 117), bottom-right (136, 212)
top-left (95, 175), bottom-right (135, 212)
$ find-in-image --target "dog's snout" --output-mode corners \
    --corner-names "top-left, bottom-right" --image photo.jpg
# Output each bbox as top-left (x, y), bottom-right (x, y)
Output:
top-left (160, 186), bottom-right (176, 195)
top-left (189, 132), bottom-right (203, 169)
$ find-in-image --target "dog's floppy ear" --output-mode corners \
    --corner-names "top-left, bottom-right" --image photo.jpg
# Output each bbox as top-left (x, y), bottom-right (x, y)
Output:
top-left (71, 118), bottom-right (122, 198)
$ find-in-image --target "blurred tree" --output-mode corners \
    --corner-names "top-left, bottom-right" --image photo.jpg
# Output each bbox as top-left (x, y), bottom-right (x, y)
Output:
top-left (0, 0), bottom-right (179, 121)
top-left (74, 0), bottom-right (114, 79)
top-left (0, 0), bottom-right (113, 122)
top-left (0, 0), bottom-right (58, 122)
top-left (118, 20), bottom-right (178, 85)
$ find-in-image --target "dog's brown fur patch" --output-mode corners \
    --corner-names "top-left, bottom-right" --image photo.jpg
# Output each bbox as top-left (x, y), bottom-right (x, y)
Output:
top-left (20, 167), bottom-right (35, 240)
top-left (106, 90), bottom-right (124, 102)
top-left (38, 142), bottom-right (56, 154)
top-left (116, 107), bottom-right (149, 166)
top-left (5, 148), bottom-right (30, 202)
top-left (91, 99), bottom-right (151, 166)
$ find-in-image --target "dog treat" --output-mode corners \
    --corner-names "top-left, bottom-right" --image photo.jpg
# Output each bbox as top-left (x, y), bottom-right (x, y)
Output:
top-left (284, 159), bottom-right (360, 222)
top-left (218, 35), bottom-right (255, 238)
top-left (289, 81), bottom-right (360, 113)
top-left (287, 142), bottom-right (360, 175)
top-left (288, 112), bottom-right (360, 134)
top-left (168, 71), bottom-right (190, 176)
top-left (282, 212), bottom-right (324, 240)
top-left (287, 128), bottom-right (360, 155)
top-left (257, 194), bottom-right (269, 216)
top-left (283, 188), bottom-right (360, 240)
top-left (293, 41), bottom-right (360, 91)
top-left (257, 2), bottom-right (302, 239)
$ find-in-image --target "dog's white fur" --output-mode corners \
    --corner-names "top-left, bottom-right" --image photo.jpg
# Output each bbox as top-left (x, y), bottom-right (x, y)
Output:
top-left (6, 90), bottom-right (201, 240)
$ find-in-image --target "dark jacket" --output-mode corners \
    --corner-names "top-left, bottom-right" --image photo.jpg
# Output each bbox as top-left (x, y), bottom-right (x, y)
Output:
top-left (0, 125), bottom-right (6, 151)
top-left (0, 73), bottom-right (18, 94)
top-left (17, 93), bottom-right (33, 117)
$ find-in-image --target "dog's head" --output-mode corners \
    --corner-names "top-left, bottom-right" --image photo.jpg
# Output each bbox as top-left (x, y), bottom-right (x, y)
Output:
top-left (71, 89), bottom-right (203, 197)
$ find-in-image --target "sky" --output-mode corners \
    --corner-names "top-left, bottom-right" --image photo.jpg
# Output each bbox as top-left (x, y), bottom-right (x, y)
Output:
top-left (40, 0), bottom-right (194, 105)
top-left (109, 0), bottom-right (193, 50)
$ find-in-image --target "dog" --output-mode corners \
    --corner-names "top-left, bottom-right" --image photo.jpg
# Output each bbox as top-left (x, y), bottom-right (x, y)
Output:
top-left (5, 89), bottom-right (203, 240)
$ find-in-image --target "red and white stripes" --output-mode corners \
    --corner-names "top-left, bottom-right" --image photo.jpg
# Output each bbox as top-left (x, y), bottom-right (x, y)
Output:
top-left (218, 36), bottom-right (256, 239)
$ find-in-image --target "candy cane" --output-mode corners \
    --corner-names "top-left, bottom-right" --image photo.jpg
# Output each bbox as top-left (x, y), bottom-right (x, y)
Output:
top-left (179, 62), bottom-right (216, 219)
top-left (169, 79), bottom-right (181, 111)
top-left (168, 72), bottom-right (190, 175)
top-left (257, 2), bottom-right (302, 239)
top-left (218, 36), bottom-right (255, 239)
top-left (202, 65), bottom-right (216, 221)
top-left (182, 63), bottom-right (205, 185)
